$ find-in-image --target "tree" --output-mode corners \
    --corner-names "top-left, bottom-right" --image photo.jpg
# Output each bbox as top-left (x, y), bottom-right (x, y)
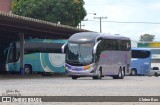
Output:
top-left (12, 0), bottom-right (87, 27)
top-left (139, 34), bottom-right (155, 42)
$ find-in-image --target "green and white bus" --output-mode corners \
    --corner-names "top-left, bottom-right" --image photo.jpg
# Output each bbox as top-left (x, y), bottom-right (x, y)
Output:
top-left (4, 39), bottom-right (67, 74)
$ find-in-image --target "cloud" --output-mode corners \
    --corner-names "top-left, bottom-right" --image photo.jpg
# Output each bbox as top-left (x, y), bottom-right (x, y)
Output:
top-left (83, 0), bottom-right (160, 41)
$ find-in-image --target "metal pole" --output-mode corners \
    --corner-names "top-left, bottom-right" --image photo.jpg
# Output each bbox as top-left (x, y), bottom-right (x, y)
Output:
top-left (80, 21), bottom-right (81, 29)
top-left (94, 16), bottom-right (107, 33)
top-left (100, 17), bottom-right (102, 33)
top-left (19, 33), bottom-right (24, 75)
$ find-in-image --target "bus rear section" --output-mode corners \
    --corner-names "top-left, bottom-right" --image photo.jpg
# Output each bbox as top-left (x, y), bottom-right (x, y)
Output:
top-left (131, 48), bottom-right (151, 76)
top-left (151, 48), bottom-right (160, 70)
top-left (5, 39), bottom-right (67, 74)
top-left (64, 32), bottom-right (131, 80)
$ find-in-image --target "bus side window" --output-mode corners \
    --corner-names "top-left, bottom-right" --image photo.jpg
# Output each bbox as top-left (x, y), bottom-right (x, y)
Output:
top-left (121, 41), bottom-right (126, 51)
top-left (104, 39), bottom-right (112, 50)
top-left (98, 40), bottom-right (106, 52)
top-left (107, 40), bottom-right (112, 50)
top-left (118, 40), bottom-right (130, 51)
top-left (96, 40), bottom-right (105, 61)
top-left (117, 41), bottom-right (121, 51)
top-left (112, 40), bottom-right (118, 50)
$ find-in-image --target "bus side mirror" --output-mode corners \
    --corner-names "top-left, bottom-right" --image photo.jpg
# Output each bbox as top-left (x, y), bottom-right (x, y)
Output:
top-left (93, 41), bottom-right (101, 54)
top-left (62, 43), bottom-right (67, 53)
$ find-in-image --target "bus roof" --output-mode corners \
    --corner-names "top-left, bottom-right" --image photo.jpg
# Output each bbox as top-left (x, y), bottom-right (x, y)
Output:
top-left (24, 39), bottom-right (68, 43)
top-left (68, 32), bottom-right (130, 43)
top-left (132, 48), bottom-right (151, 51)
top-left (11, 39), bottom-right (68, 49)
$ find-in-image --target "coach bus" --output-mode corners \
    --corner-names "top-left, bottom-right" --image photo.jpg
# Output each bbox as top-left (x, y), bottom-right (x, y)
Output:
top-left (62, 32), bottom-right (131, 79)
top-left (4, 39), bottom-right (67, 74)
top-left (131, 48), bottom-right (151, 76)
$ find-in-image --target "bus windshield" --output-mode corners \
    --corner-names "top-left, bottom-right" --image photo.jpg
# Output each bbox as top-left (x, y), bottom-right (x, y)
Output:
top-left (132, 50), bottom-right (150, 58)
top-left (67, 42), bottom-right (94, 65)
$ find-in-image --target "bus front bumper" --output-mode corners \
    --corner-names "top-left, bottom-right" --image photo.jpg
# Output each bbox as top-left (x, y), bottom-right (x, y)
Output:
top-left (65, 64), bottom-right (97, 77)
top-left (67, 71), bottom-right (98, 77)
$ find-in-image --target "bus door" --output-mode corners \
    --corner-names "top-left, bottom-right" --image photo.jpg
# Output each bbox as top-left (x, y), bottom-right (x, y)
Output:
top-left (5, 46), bottom-right (19, 72)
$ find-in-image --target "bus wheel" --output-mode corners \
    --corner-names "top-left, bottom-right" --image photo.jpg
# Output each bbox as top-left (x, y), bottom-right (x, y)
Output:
top-left (120, 70), bottom-right (125, 79)
top-left (72, 76), bottom-right (77, 80)
top-left (97, 68), bottom-right (102, 79)
top-left (113, 68), bottom-right (124, 79)
top-left (130, 69), bottom-right (137, 76)
top-left (24, 65), bottom-right (32, 75)
top-left (154, 72), bottom-right (159, 77)
top-left (93, 69), bottom-right (102, 80)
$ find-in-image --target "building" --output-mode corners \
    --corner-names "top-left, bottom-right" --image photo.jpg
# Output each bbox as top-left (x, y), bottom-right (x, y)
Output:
top-left (131, 40), bottom-right (138, 48)
top-left (0, 0), bottom-right (12, 13)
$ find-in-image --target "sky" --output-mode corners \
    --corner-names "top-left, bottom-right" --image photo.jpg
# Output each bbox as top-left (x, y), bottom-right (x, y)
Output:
top-left (82, 0), bottom-right (160, 41)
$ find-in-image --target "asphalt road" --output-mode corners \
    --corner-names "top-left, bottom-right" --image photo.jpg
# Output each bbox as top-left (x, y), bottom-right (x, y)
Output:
top-left (0, 75), bottom-right (160, 105)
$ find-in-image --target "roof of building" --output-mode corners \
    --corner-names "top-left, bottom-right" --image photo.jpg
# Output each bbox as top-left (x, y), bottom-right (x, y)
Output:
top-left (0, 12), bottom-right (89, 40)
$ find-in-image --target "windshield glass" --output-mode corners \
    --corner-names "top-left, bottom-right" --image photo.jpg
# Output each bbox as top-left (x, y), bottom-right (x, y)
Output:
top-left (66, 42), bottom-right (94, 65)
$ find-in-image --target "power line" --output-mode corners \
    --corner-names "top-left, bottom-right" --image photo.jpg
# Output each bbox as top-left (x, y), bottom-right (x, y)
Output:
top-left (105, 21), bottom-right (160, 24)
top-left (83, 20), bottom-right (160, 24)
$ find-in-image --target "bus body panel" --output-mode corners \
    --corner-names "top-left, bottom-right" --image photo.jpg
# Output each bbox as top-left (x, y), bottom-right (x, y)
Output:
top-left (6, 53), bottom-right (66, 73)
top-left (131, 59), bottom-right (151, 75)
top-left (99, 51), bottom-right (131, 76)
top-left (5, 39), bottom-right (67, 73)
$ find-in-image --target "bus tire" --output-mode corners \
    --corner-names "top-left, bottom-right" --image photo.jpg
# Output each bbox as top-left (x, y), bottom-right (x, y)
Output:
top-left (72, 76), bottom-right (77, 80)
top-left (130, 69), bottom-right (137, 76)
top-left (93, 68), bottom-right (102, 80)
top-left (120, 70), bottom-right (125, 79)
top-left (24, 65), bottom-right (32, 75)
top-left (98, 68), bottom-right (102, 79)
top-left (154, 72), bottom-right (159, 77)
top-left (113, 68), bottom-right (124, 79)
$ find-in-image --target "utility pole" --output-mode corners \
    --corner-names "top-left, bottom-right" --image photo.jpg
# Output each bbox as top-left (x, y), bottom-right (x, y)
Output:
top-left (78, 23), bottom-right (85, 29)
top-left (78, 13), bottom-right (96, 29)
top-left (94, 16), bottom-right (107, 33)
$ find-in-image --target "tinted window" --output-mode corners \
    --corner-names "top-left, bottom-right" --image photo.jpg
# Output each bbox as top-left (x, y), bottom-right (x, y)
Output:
top-left (152, 67), bottom-right (159, 70)
top-left (132, 50), bottom-right (150, 58)
top-left (98, 39), bottom-right (119, 51)
top-left (98, 39), bottom-right (130, 51)
top-left (17, 43), bottom-right (64, 54)
top-left (118, 40), bottom-right (131, 51)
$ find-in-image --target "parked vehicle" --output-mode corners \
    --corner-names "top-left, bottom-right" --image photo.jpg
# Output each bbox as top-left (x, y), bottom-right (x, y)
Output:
top-left (63, 32), bottom-right (131, 80)
top-left (131, 48), bottom-right (151, 76)
top-left (4, 39), bottom-right (67, 74)
top-left (150, 67), bottom-right (160, 77)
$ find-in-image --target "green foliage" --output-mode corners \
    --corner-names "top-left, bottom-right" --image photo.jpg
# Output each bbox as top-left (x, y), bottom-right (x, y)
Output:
top-left (12, 0), bottom-right (87, 27)
top-left (139, 34), bottom-right (155, 42)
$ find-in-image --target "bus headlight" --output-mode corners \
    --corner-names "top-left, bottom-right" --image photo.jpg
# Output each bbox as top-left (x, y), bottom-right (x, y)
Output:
top-left (83, 65), bottom-right (91, 70)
